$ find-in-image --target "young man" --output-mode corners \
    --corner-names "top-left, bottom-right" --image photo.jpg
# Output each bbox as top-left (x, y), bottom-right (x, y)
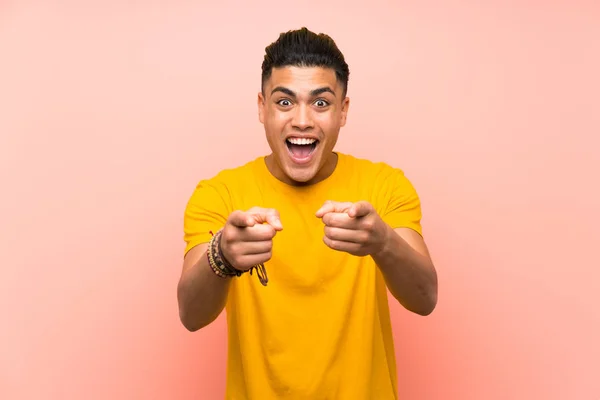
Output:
top-left (177, 27), bottom-right (438, 400)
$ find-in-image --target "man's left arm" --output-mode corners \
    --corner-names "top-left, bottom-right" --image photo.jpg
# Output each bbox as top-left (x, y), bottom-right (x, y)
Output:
top-left (371, 224), bottom-right (438, 316)
top-left (316, 196), bottom-right (438, 316)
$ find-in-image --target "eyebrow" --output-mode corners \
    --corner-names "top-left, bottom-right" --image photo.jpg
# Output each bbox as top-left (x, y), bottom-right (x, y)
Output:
top-left (270, 86), bottom-right (336, 97)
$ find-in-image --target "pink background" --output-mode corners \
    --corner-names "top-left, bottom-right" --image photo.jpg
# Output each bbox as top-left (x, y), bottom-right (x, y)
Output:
top-left (1, 1), bottom-right (599, 399)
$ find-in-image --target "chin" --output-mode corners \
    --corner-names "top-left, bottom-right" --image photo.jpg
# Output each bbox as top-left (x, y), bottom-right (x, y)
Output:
top-left (267, 137), bottom-right (334, 185)
top-left (282, 165), bottom-right (319, 185)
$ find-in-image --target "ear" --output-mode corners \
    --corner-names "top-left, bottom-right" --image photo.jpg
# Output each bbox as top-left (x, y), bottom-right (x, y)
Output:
top-left (339, 97), bottom-right (350, 127)
top-left (257, 92), bottom-right (265, 124)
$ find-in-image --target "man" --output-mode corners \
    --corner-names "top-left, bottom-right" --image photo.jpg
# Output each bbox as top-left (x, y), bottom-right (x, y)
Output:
top-left (177, 27), bottom-right (438, 400)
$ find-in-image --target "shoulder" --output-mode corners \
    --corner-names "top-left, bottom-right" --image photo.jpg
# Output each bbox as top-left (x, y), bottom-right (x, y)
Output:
top-left (185, 157), bottom-right (264, 213)
top-left (193, 157), bottom-right (264, 190)
top-left (338, 152), bottom-right (412, 185)
top-left (338, 153), bottom-right (424, 230)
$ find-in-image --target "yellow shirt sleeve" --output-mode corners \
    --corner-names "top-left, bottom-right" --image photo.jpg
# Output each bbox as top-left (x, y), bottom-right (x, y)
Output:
top-left (183, 178), bottom-right (232, 256)
top-left (378, 166), bottom-right (423, 236)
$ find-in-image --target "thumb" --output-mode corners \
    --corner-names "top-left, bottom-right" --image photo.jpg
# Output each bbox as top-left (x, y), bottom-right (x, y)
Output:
top-left (348, 201), bottom-right (373, 218)
top-left (316, 201), bottom-right (353, 218)
top-left (228, 210), bottom-right (257, 228)
top-left (265, 212), bottom-right (283, 231)
top-left (248, 208), bottom-right (283, 231)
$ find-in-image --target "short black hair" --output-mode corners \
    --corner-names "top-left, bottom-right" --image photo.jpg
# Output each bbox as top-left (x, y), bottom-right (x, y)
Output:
top-left (261, 27), bottom-right (350, 96)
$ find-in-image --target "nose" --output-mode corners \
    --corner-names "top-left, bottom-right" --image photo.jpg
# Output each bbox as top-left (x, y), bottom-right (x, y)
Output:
top-left (291, 104), bottom-right (314, 131)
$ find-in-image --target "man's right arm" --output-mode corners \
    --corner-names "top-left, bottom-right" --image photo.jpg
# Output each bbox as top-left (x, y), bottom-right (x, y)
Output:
top-left (177, 243), bottom-right (231, 332)
top-left (177, 206), bottom-right (282, 332)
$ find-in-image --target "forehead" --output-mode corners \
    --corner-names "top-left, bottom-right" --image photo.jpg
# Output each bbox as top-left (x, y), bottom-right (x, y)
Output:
top-left (265, 66), bottom-right (340, 95)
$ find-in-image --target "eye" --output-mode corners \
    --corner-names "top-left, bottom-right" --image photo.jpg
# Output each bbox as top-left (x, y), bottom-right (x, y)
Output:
top-left (277, 99), bottom-right (292, 107)
top-left (314, 99), bottom-right (329, 107)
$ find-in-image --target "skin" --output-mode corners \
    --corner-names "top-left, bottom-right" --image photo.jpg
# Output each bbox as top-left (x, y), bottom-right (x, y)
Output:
top-left (177, 208), bottom-right (282, 331)
top-left (259, 66), bottom-right (350, 186)
top-left (177, 65), bottom-right (437, 332)
top-left (315, 200), bottom-right (438, 316)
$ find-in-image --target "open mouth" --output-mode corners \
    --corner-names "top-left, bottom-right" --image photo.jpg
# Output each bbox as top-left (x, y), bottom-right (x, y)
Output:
top-left (285, 137), bottom-right (319, 162)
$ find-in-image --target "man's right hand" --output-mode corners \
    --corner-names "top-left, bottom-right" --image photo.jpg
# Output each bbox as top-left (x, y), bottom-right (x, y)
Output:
top-left (220, 207), bottom-right (283, 271)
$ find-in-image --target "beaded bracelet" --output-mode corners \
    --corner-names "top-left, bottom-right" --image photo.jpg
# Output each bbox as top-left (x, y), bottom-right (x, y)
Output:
top-left (207, 230), bottom-right (269, 286)
top-left (209, 230), bottom-right (240, 277)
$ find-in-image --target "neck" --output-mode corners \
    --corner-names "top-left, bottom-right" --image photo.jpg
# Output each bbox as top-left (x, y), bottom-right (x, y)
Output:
top-left (265, 152), bottom-right (339, 187)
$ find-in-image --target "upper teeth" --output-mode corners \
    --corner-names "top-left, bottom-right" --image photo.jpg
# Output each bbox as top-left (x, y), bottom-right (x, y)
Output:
top-left (288, 137), bottom-right (316, 145)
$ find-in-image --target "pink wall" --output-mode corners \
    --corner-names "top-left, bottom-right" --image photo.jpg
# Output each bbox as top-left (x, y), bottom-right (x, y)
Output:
top-left (1, 2), bottom-right (599, 399)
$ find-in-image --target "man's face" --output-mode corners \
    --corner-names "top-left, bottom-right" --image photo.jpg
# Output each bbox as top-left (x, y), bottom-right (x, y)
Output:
top-left (258, 66), bottom-right (349, 186)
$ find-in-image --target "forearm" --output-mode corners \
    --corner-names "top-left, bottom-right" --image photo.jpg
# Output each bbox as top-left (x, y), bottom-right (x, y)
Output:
top-left (372, 226), bottom-right (438, 316)
top-left (177, 249), bottom-right (231, 331)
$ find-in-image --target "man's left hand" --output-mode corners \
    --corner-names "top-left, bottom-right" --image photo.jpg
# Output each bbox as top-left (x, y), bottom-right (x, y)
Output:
top-left (315, 200), bottom-right (390, 257)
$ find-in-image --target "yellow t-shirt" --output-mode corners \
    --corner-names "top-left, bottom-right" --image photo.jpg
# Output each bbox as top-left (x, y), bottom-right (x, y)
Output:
top-left (183, 152), bottom-right (422, 400)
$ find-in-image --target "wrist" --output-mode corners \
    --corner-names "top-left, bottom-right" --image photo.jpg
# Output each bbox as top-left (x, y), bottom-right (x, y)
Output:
top-left (216, 232), bottom-right (236, 271)
top-left (207, 229), bottom-right (269, 287)
top-left (207, 230), bottom-right (241, 278)
top-left (370, 221), bottom-right (394, 258)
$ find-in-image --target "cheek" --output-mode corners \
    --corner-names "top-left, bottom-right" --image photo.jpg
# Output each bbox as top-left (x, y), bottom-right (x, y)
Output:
top-left (316, 114), bottom-right (341, 135)
top-left (266, 111), bottom-right (289, 129)
top-left (264, 121), bottom-right (287, 145)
